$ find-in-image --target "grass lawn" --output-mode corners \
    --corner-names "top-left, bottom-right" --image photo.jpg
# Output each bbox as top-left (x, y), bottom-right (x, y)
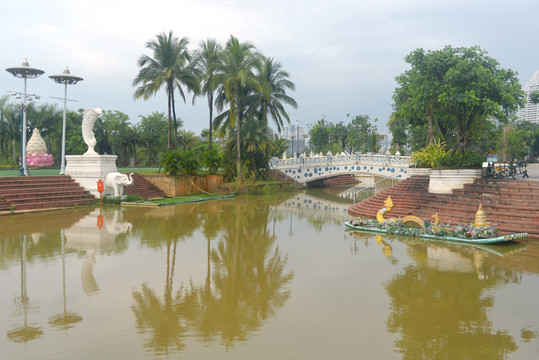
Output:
top-left (0, 167), bottom-right (161, 177)
top-left (120, 193), bottom-right (234, 207)
top-left (150, 194), bottom-right (231, 204)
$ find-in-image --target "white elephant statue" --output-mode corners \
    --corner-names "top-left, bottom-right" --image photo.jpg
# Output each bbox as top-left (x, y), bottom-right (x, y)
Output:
top-left (104, 172), bottom-right (134, 197)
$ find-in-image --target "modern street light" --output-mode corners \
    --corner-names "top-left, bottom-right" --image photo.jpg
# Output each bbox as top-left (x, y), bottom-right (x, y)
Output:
top-left (6, 59), bottom-right (44, 176)
top-left (50, 67), bottom-right (83, 175)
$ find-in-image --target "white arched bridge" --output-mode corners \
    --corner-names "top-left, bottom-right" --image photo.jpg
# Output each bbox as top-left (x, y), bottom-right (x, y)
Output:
top-left (270, 153), bottom-right (413, 184)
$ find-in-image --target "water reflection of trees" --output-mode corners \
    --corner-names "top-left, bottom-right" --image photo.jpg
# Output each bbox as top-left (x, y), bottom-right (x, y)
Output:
top-left (131, 197), bottom-right (293, 355)
top-left (385, 244), bottom-right (518, 359)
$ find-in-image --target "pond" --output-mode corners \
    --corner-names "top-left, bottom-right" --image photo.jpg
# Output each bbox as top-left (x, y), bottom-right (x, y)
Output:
top-left (1, 188), bottom-right (538, 359)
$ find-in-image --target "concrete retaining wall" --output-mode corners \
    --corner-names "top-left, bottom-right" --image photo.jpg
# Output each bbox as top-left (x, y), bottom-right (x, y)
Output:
top-left (141, 174), bottom-right (225, 197)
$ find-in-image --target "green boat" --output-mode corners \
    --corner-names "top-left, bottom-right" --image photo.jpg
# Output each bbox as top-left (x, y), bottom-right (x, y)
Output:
top-left (346, 196), bottom-right (529, 245)
top-left (344, 221), bottom-right (528, 244)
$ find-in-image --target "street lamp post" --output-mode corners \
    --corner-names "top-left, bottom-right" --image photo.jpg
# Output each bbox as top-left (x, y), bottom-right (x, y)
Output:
top-left (356, 125), bottom-right (361, 153)
top-left (6, 59), bottom-right (44, 176)
top-left (50, 67), bottom-right (83, 175)
top-left (296, 120), bottom-right (300, 155)
top-left (112, 130), bottom-right (119, 156)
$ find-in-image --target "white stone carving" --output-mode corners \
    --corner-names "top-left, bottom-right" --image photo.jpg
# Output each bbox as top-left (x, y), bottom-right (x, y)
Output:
top-left (104, 172), bottom-right (134, 197)
top-left (27, 128), bottom-right (47, 155)
top-left (82, 108), bottom-right (102, 155)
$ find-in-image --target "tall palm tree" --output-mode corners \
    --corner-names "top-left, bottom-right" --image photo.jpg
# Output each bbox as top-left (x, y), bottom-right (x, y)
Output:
top-left (194, 39), bottom-right (222, 150)
top-left (213, 35), bottom-right (261, 183)
top-left (272, 135), bottom-right (289, 158)
top-left (133, 30), bottom-right (200, 149)
top-left (249, 57), bottom-right (297, 132)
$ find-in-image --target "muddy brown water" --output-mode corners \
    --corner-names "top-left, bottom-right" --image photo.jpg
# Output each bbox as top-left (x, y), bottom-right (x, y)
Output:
top-left (1, 189), bottom-right (538, 359)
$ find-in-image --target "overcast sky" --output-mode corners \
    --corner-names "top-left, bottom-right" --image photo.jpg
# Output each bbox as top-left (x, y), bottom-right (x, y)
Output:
top-left (1, 0), bottom-right (538, 136)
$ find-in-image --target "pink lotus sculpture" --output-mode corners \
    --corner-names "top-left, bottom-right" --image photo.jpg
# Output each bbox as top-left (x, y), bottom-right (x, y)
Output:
top-left (26, 128), bottom-right (54, 168)
top-left (26, 153), bottom-right (54, 167)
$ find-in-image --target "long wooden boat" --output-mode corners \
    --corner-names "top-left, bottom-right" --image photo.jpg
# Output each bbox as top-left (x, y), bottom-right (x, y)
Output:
top-left (344, 221), bottom-right (528, 244)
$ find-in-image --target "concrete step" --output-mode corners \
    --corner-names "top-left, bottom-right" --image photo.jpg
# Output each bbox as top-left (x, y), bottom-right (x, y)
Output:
top-left (0, 176), bottom-right (95, 212)
top-left (13, 198), bottom-right (95, 210)
top-left (123, 173), bottom-right (166, 200)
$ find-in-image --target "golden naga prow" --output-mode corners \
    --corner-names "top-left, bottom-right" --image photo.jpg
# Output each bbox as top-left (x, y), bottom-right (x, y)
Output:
top-left (376, 196), bottom-right (441, 228)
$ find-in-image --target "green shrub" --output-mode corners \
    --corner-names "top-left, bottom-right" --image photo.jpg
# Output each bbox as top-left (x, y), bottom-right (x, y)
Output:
top-left (160, 150), bottom-right (182, 176)
top-left (202, 148), bottom-right (222, 173)
top-left (160, 148), bottom-right (201, 176)
top-left (438, 151), bottom-right (483, 169)
top-left (410, 143), bottom-right (482, 169)
top-left (177, 148), bottom-right (201, 175)
top-left (410, 143), bottom-right (448, 168)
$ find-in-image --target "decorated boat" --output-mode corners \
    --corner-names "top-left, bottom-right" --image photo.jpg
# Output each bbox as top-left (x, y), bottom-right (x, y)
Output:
top-left (345, 196), bottom-right (528, 244)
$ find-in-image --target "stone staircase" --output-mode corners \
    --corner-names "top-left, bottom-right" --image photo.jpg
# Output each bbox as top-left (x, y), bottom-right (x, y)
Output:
top-left (0, 176), bottom-right (95, 212)
top-left (323, 175), bottom-right (358, 187)
top-left (123, 173), bottom-right (166, 199)
top-left (348, 175), bottom-right (539, 238)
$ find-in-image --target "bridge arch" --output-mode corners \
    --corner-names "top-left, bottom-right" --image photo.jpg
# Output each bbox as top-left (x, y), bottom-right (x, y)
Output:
top-left (270, 153), bottom-right (412, 184)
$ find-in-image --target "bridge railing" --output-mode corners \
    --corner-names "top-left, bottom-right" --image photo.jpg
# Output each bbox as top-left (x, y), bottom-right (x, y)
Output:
top-left (270, 153), bottom-right (411, 169)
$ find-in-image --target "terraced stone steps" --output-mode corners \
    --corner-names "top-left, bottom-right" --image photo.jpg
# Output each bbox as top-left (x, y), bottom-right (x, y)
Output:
top-left (323, 175), bottom-right (358, 187)
top-left (0, 176), bottom-right (95, 212)
top-left (348, 175), bottom-right (539, 238)
top-left (0, 196), bottom-right (11, 211)
top-left (124, 173), bottom-right (166, 200)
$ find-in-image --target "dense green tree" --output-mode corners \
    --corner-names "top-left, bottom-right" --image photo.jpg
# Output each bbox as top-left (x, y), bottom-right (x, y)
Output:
top-left (213, 35), bottom-right (261, 183)
top-left (388, 120), bottom-right (407, 153)
top-left (139, 112), bottom-right (168, 165)
top-left (0, 96), bottom-right (19, 164)
top-left (308, 119), bottom-right (330, 153)
top-left (345, 114), bottom-right (378, 153)
top-left (65, 109), bottom-right (85, 155)
top-left (392, 46), bottom-right (525, 153)
top-left (531, 90), bottom-right (539, 105)
top-left (133, 30), bottom-right (200, 150)
top-left (330, 122), bottom-right (348, 151)
top-left (194, 39), bottom-right (222, 150)
top-left (515, 121), bottom-right (539, 161)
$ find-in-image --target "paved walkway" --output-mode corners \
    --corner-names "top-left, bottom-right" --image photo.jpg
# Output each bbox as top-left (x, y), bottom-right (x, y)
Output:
top-left (525, 164), bottom-right (539, 180)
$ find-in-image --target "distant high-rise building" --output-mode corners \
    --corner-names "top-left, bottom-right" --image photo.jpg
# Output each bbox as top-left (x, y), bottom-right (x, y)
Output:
top-left (520, 70), bottom-right (539, 124)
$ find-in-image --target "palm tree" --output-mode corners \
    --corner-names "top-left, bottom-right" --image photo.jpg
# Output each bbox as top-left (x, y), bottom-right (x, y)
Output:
top-left (213, 35), bottom-right (262, 183)
top-left (178, 129), bottom-right (198, 148)
top-left (194, 39), bottom-right (222, 150)
top-left (272, 136), bottom-right (289, 158)
top-left (248, 57), bottom-right (297, 132)
top-left (133, 30), bottom-right (200, 149)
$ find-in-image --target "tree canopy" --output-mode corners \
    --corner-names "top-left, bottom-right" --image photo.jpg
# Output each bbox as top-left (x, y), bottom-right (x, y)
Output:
top-left (391, 46), bottom-right (525, 153)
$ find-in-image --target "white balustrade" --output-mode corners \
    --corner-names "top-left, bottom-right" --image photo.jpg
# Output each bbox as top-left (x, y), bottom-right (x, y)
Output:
top-left (270, 153), bottom-right (410, 169)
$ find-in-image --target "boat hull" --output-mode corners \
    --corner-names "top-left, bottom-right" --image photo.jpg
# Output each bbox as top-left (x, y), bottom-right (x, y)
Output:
top-left (344, 221), bottom-right (528, 244)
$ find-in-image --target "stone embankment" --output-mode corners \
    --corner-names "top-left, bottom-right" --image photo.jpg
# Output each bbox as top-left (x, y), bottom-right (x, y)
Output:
top-left (348, 175), bottom-right (539, 238)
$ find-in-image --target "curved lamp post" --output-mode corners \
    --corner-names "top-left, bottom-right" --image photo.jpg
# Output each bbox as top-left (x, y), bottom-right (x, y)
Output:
top-left (6, 59), bottom-right (44, 176)
top-left (50, 67), bottom-right (83, 175)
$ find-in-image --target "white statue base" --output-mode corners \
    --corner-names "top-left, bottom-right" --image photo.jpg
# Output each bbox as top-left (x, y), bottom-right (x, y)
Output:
top-left (65, 155), bottom-right (118, 198)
